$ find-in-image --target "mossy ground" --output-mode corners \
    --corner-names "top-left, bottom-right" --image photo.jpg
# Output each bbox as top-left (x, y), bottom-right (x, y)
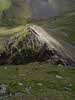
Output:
top-left (0, 62), bottom-right (75, 100)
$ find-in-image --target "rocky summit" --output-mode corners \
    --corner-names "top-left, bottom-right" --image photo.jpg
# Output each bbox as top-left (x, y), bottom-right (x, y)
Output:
top-left (0, 25), bottom-right (74, 66)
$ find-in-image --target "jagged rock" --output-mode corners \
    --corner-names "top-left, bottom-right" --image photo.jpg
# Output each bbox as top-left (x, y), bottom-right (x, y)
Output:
top-left (25, 88), bottom-right (31, 95)
top-left (64, 87), bottom-right (71, 91)
top-left (56, 59), bottom-right (67, 66)
top-left (0, 25), bottom-right (74, 66)
top-left (0, 84), bottom-right (7, 94)
top-left (56, 75), bottom-right (63, 79)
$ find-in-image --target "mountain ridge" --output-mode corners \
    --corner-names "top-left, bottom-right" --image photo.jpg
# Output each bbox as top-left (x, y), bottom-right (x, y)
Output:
top-left (0, 25), bottom-right (74, 66)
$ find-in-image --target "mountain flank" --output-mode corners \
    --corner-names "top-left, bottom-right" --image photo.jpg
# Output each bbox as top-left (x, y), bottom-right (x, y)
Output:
top-left (0, 0), bottom-right (75, 26)
top-left (0, 25), bottom-right (74, 66)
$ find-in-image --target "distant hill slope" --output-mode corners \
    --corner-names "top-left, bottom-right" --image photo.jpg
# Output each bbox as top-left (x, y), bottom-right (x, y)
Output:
top-left (0, 0), bottom-right (75, 26)
top-left (0, 0), bottom-right (10, 14)
top-left (48, 0), bottom-right (75, 15)
top-left (0, 0), bottom-right (32, 26)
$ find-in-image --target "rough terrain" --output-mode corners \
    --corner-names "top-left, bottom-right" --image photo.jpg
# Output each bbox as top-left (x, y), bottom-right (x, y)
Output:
top-left (0, 25), bottom-right (74, 66)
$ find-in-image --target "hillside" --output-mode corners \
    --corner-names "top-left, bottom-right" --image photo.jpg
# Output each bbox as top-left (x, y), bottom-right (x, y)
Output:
top-left (0, 0), bottom-right (32, 26)
top-left (0, 23), bottom-right (75, 99)
top-left (0, 0), bottom-right (75, 26)
top-left (0, 0), bottom-right (75, 99)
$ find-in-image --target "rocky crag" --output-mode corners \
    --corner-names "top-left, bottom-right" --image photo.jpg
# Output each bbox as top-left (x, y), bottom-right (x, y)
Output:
top-left (0, 25), bottom-right (75, 66)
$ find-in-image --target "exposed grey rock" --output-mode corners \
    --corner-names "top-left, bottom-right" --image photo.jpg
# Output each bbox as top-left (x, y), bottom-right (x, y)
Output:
top-left (0, 84), bottom-right (7, 94)
top-left (52, 55), bottom-right (60, 59)
top-left (37, 83), bottom-right (43, 86)
top-left (56, 59), bottom-right (67, 66)
top-left (11, 82), bottom-right (16, 85)
top-left (58, 64), bottom-right (64, 67)
top-left (4, 67), bottom-right (7, 70)
top-left (64, 87), bottom-right (71, 91)
top-left (56, 75), bottom-right (63, 79)
top-left (25, 88), bottom-right (31, 95)
top-left (18, 83), bottom-right (23, 86)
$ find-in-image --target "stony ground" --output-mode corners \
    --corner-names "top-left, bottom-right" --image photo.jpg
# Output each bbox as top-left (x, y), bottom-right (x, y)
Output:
top-left (0, 62), bottom-right (75, 100)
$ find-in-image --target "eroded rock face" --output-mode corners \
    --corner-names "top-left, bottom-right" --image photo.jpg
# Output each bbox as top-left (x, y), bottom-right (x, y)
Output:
top-left (0, 26), bottom-right (75, 66)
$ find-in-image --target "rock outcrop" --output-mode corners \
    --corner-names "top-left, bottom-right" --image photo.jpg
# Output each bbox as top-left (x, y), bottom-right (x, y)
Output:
top-left (0, 25), bottom-right (75, 66)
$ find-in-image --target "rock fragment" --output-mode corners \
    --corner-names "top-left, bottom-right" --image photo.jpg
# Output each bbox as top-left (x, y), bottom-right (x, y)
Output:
top-left (37, 83), bottom-right (43, 86)
top-left (56, 75), bottom-right (63, 79)
top-left (64, 87), bottom-right (71, 91)
top-left (0, 84), bottom-right (7, 94)
top-left (25, 88), bottom-right (31, 95)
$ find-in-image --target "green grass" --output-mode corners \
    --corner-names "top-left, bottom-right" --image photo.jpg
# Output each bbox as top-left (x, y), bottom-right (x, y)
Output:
top-left (0, 0), bottom-right (32, 26)
top-left (0, 25), bottom-right (26, 42)
top-left (0, 62), bottom-right (75, 100)
top-left (0, 0), bottom-right (10, 13)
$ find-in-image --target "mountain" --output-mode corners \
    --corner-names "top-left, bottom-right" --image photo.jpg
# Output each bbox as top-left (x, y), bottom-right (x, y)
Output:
top-left (0, 24), bottom-right (75, 66)
top-left (0, 0), bottom-right (75, 66)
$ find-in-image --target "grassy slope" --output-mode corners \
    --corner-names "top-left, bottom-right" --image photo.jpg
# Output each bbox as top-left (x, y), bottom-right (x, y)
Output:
top-left (0, 62), bottom-right (75, 100)
top-left (48, 0), bottom-right (75, 15)
top-left (0, 0), bottom-right (32, 26)
top-left (0, 0), bottom-right (10, 25)
top-left (1, 0), bottom-right (75, 26)
top-left (0, 26), bottom-right (26, 42)
top-left (0, 0), bottom-right (10, 14)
